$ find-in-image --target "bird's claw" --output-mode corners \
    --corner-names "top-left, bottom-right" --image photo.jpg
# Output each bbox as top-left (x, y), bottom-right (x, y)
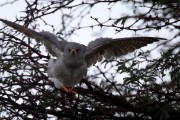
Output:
top-left (62, 87), bottom-right (77, 94)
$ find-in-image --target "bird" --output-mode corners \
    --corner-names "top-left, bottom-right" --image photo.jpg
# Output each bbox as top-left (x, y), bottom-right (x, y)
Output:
top-left (0, 19), bottom-right (165, 93)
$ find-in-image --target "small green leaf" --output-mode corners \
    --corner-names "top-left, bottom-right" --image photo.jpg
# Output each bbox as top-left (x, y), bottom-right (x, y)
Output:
top-left (114, 16), bottom-right (128, 25)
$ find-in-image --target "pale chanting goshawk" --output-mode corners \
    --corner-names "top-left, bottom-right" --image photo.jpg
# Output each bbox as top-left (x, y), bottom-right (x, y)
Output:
top-left (0, 19), bottom-right (165, 93)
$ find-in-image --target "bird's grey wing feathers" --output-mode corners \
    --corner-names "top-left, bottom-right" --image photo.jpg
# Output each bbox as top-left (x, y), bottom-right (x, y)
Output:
top-left (85, 37), bottom-right (165, 66)
top-left (47, 58), bottom-right (56, 77)
top-left (0, 19), bottom-right (67, 56)
top-left (39, 31), bottom-right (68, 56)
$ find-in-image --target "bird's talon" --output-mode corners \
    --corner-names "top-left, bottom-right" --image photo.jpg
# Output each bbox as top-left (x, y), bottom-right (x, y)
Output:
top-left (62, 87), bottom-right (77, 94)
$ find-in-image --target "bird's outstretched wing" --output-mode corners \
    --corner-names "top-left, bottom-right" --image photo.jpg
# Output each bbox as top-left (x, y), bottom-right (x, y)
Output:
top-left (0, 19), bottom-right (67, 56)
top-left (85, 37), bottom-right (165, 66)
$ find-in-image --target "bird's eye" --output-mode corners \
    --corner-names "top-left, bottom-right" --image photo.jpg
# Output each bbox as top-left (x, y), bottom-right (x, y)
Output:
top-left (76, 49), bottom-right (79, 52)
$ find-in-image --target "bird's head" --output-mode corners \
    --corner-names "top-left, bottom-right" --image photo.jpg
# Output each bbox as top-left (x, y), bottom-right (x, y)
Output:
top-left (68, 47), bottom-right (79, 55)
top-left (63, 42), bottom-right (87, 67)
top-left (64, 42), bottom-right (84, 56)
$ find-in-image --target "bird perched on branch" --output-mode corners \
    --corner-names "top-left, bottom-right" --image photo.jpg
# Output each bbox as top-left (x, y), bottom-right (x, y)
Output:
top-left (0, 19), bottom-right (165, 93)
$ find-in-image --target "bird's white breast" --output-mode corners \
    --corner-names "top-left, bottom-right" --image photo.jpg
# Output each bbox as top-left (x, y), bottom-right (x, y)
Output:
top-left (52, 57), bottom-right (87, 87)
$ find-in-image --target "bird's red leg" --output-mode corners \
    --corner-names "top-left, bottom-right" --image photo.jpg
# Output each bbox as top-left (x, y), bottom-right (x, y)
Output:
top-left (62, 86), bottom-right (77, 94)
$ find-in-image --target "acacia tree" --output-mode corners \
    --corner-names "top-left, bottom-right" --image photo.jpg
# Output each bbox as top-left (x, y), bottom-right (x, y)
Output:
top-left (0, 0), bottom-right (180, 119)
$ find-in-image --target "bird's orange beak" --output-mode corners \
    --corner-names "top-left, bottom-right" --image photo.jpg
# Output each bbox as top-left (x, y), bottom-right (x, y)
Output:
top-left (70, 48), bottom-right (77, 55)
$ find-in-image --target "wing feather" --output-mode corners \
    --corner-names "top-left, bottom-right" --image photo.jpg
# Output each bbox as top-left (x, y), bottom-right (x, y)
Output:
top-left (0, 19), bottom-right (67, 56)
top-left (85, 37), bottom-right (165, 66)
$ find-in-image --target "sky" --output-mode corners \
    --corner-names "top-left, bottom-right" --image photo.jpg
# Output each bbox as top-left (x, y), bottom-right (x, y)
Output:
top-left (0, 0), bottom-right (176, 85)
top-left (0, 0), bottom-right (173, 45)
top-left (0, 0), bottom-right (178, 119)
top-left (0, 0), bottom-right (174, 62)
